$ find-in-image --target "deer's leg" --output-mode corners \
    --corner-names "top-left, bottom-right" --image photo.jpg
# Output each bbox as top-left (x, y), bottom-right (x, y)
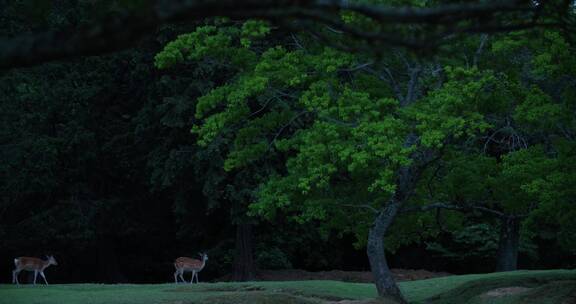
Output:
top-left (40, 272), bottom-right (48, 285)
top-left (12, 270), bottom-right (20, 284)
top-left (174, 269), bottom-right (178, 283)
top-left (196, 272), bottom-right (199, 284)
top-left (179, 271), bottom-right (185, 284)
top-left (33, 271), bottom-right (38, 285)
top-left (189, 271), bottom-right (195, 284)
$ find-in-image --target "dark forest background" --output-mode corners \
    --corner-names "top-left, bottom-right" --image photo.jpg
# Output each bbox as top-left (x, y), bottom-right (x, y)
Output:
top-left (0, 0), bottom-right (574, 284)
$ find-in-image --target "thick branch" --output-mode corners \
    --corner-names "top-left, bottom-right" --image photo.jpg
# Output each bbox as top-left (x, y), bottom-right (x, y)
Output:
top-left (0, 0), bottom-right (565, 69)
top-left (402, 202), bottom-right (506, 218)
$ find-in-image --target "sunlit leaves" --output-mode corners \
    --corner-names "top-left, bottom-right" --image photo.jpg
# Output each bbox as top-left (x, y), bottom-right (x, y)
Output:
top-left (412, 67), bottom-right (493, 148)
top-left (240, 20), bottom-right (271, 48)
top-left (155, 25), bottom-right (258, 70)
top-left (155, 17), bottom-right (576, 252)
top-left (513, 86), bottom-right (562, 130)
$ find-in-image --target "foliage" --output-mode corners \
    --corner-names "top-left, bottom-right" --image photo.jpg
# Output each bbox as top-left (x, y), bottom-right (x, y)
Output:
top-left (154, 15), bottom-right (576, 282)
top-left (427, 223), bottom-right (538, 262)
top-left (522, 141), bottom-right (576, 253)
top-left (427, 224), bottom-right (499, 260)
top-left (256, 247), bottom-right (293, 270)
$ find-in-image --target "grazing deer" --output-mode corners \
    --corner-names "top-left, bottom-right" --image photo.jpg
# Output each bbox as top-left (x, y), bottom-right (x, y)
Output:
top-left (174, 253), bottom-right (208, 284)
top-left (12, 255), bottom-right (58, 285)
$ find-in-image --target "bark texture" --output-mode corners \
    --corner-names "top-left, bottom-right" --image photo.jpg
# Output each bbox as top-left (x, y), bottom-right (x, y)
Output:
top-left (367, 201), bottom-right (406, 303)
top-left (96, 235), bottom-right (128, 283)
top-left (232, 223), bottom-right (256, 281)
top-left (367, 162), bottom-right (421, 304)
top-left (496, 216), bottom-right (520, 272)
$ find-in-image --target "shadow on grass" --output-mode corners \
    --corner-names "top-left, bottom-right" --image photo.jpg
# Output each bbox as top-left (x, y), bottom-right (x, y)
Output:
top-left (165, 284), bottom-right (265, 293)
top-left (202, 291), bottom-right (321, 304)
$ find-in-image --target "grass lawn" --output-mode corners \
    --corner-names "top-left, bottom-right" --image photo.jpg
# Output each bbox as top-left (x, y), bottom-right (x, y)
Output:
top-left (0, 269), bottom-right (574, 304)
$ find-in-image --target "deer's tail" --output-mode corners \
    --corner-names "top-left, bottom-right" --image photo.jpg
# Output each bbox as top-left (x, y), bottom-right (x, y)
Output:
top-left (13, 258), bottom-right (18, 267)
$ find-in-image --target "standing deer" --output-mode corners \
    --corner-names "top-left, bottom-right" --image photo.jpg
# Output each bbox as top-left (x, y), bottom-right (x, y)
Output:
top-left (174, 253), bottom-right (208, 284)
top-left (12, 255), bottom-right (58, 285)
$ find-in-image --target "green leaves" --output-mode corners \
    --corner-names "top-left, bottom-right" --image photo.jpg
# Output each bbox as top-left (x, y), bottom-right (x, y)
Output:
top-left (155, 17), bottom-right (576, 254)
top-left (513, 86), bottom-right (562, 130)
top-left (240, 20), bottom-right (271, 48)
top-left (413, 67), bottom-right (494, 148)
top-left (299, 80), bottom-right (332, 110)
top-left (518, 141), bottom-right (576, 252)
top-left (155, 26), bottom-right (223, 69)
top-left (155, 24), bottom-right (258, 70)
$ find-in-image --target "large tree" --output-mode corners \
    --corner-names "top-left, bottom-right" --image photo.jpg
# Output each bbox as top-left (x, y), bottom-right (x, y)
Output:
top-left (154, 5), bottom-right (576, 297)
top-left (154, 18), bottom-right (512, 301)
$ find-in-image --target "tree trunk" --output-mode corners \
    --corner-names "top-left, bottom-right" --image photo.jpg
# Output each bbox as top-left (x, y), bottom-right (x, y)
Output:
top-left (367, 201), bottom-right (407, 304)
top-left (496, 216), bottom-right (520, 272)
top-left (96, 235), bottom-right (128, 283)
top-left (232, 223), bottom-right (256, 281)
top-left (366, 136), bottom-right (423, 303)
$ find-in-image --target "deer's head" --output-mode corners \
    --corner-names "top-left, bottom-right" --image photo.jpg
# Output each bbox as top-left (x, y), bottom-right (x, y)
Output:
top-left (198, 253), bottom-right (208, 262)
top-left (47, 255), bottom-right (58, 266)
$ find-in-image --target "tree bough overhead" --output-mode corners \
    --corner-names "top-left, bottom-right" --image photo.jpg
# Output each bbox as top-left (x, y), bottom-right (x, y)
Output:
top-left (1, 0), bottom-right (574, 69)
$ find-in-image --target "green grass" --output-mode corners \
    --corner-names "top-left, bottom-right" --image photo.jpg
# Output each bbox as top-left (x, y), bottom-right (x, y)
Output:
top-left (0, 270), bottom-right (574, 304)
top-left (425, 270), bottom-right (576, 304)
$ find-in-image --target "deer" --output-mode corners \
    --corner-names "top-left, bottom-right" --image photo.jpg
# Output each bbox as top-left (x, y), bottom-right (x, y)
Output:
top-left (174, 253), bottom-right (208, 284)
top-left (12, 255), bottom-right (58, 285)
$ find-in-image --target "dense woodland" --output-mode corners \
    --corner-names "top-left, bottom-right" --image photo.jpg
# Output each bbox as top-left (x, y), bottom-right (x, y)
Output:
top-left (0, 1), bottom-right (575, 303)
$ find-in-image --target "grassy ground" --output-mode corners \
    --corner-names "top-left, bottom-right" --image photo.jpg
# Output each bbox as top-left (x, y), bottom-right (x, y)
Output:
top-left (0, 270), bottom-right (574, 304)
top-left (425, 270), bottom-right (576, 304)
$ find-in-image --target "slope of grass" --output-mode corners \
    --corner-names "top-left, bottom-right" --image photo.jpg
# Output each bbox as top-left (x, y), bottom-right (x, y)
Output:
top-left (0, 269), bottom-right (574, 304)
top-left (425, 270), bottom-right (576, 304)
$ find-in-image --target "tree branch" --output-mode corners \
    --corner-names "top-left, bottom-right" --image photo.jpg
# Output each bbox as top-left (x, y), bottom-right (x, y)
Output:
top-left (0, 0), bottom-right (567, 69)
top-left (473, 34), bottom-right (488, 67)
top-left (401, 202), bottom-right (506, 218)
top-left (267, 110), bottom-right (309, 151)
top-left (338, 203), bottom-right (379, 214)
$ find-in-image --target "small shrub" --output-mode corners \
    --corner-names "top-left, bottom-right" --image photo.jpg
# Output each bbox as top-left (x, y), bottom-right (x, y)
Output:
top-left (256, 247), bottom-right (293, 270)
